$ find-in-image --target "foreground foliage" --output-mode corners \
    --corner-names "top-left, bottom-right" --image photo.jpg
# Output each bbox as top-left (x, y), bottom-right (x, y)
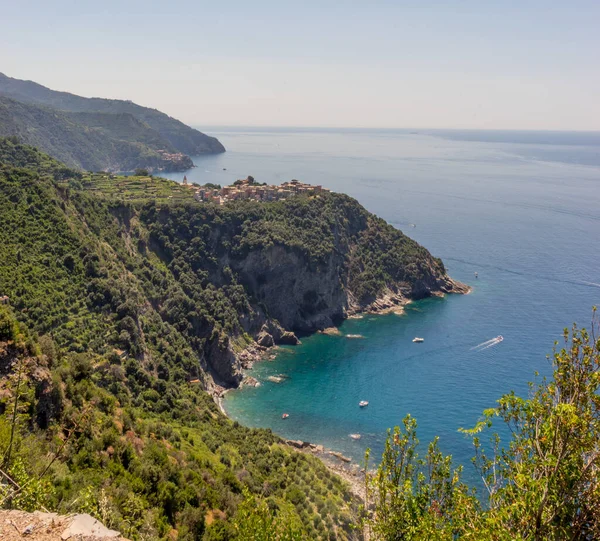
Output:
top-left (0, 305), bottom-right (356, 540)
top-left (364, 313), bottom-right (600, 540)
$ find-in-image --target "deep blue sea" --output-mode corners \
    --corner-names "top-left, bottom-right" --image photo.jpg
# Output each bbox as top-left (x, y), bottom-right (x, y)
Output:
top-left (162, 127), bottom-right (600, 479)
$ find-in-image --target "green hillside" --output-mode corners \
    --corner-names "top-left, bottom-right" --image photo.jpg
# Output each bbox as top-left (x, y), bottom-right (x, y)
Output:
top-left (0, 97), bottom-right (194, 173)
top-left (0, 139), bottom-right (463, 539)
top-left (1, 139), bottom-right (597, 540)
top-left (0, 137), bottom-right (458, 384)
top-left (0, 72), bottom-right (225, 156)
top-left (0, 139), bottom-right (358, 539)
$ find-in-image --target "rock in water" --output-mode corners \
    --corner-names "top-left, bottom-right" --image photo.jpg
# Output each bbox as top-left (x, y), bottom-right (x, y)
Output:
top-left (278, 331), bottom-right (300, 345)
top-left (257, 330), bottom-right (275, 347)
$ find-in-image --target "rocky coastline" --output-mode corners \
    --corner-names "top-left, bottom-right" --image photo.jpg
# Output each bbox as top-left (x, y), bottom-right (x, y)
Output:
top-left (213, 278), bottom-right (470, 503)
top-left (208, 277), bottom-right (470, 399)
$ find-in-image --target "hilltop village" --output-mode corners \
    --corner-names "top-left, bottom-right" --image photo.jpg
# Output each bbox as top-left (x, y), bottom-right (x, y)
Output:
top-left (188, 175), bottom-right (330, 204)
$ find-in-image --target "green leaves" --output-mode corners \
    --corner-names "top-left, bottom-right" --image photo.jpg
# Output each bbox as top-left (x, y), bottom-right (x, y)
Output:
top-left (367, 317), bottom-right (600, 540)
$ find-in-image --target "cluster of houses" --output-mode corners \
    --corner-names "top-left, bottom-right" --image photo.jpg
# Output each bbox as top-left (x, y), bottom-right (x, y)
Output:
top-left (156, 149), bottom-right (188, 162)
top-left (190, 176), bottom-right (330, 204)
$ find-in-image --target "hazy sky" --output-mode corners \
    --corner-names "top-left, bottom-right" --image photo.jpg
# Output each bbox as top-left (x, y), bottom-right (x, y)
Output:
top-left (2, 1), bottom-right (599, 130)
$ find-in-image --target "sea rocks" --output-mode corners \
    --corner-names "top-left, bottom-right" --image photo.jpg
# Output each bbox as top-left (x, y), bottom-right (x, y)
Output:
top-left (258, 323), bottom-right (299, 346)
top-left (361, 289), bottom-right (408, 314)
top-left (260, 321), bottom-right (285, 342)
top-left (320, 327), bottom-right (341, 336)
top-left (278, 331), bottom-right (300, 345)
top-left (329, 451), bottom-right (352, 463)
top-left (257, 330), bottom-right (275, 347)
top-left (242, 376), bottom-right (260, 388)
top-left (286, 439), bottom-right (311, 449)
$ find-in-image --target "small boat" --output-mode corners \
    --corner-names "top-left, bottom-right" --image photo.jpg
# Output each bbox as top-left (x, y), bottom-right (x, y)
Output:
top-left (359, 400), bottom-right (369, 407)
top-left (282, 413), bottom-right (289, 419)
top-left (497, 335), bottom-right (503, 342)
top-left (412, 337), bottom-right (424, 343)
top-left (474, 272), bottom-right (478, 278)
top-left (349, 434), bottom-right (361, 440)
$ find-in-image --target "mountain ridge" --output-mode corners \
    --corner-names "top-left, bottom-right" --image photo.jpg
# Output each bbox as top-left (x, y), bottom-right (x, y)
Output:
top-left (0, 73), bottom-right (224, 172)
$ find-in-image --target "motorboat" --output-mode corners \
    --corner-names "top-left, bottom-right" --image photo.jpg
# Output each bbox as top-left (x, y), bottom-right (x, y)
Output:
top-left (412, 337), bottom-right (424, 343)
top-left (359, 400), bottom-right (369, 407)
top-left (497, 335), bottom-right (503, 341)
top-left (349, 434), bottom-right (361, 440)
top-left (282, 413), bottom-right (289, 419)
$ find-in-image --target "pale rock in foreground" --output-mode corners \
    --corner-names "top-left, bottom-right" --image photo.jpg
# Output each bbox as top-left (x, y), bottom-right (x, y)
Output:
top-left (0, 510), bottom-right (127, 541)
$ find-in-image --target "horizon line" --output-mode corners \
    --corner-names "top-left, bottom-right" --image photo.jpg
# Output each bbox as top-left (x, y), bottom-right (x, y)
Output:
top-left (194, 124), bottom-right (600, 134)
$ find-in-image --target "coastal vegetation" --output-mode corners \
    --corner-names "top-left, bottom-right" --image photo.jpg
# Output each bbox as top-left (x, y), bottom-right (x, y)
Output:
top-left (0, 138), bottom-right (598, 539)
top-left (0, 304), bottom-right (356, 539)
top-left (0, 137), bottom-right (455, 381)
top-left (362, 315), bottom-right (600, 540)
top-left (0, 138), bottom-right (457, 539)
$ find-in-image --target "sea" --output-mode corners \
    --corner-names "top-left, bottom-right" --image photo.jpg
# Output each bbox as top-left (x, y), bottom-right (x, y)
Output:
top-left (161, 127), bottom-right (600, 482)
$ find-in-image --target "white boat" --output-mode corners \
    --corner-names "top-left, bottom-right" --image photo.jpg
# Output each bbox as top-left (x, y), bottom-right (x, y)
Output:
top-left (497, 335), bottom-right (503, 342)
top-left (412, 337), bottom-right (424, 343)
top-left (359, 400), bottom-right (369, 407)
top-left (349, 433), bottom-right (361, 440)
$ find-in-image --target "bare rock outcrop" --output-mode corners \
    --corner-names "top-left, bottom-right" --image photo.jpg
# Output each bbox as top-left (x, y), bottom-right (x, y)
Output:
top-left (0, 510), bottom-right (127, 541)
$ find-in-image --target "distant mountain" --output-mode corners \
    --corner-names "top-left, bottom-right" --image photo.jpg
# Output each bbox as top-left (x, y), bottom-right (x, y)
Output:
top-left (0, 72), bottom-right (225, 172)
top-left (0, 96), bottom-right (194, 172)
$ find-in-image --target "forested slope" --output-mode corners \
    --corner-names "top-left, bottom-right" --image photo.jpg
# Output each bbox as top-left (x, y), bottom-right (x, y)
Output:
top-left (0, 139), bottom-right (466, 539)
top-left (0, 72), bottom-right (225, 157)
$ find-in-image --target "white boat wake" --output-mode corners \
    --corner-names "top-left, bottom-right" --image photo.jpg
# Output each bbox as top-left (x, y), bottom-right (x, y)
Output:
top-left (471, 336), bottom-right (504, 351)
top-left (471, 338), bottom-right (497, 350)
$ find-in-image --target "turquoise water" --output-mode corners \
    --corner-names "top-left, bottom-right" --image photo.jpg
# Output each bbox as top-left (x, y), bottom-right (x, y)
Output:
top-left (162, 128), bottom-right (600, 474)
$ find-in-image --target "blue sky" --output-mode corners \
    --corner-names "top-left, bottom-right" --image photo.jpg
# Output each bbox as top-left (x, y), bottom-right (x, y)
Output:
top-left (2, 1), bottom-right (599, 129)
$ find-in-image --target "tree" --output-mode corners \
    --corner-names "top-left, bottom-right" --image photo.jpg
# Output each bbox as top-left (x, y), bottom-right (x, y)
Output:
top-left (364, 417), bottom-right (480, 540)
top-left (232, 489), bottom-right (304, 541)
top-left (466, 310), bottom-right (600, 540)
top-left (366, 309), bottom-right (600, 540)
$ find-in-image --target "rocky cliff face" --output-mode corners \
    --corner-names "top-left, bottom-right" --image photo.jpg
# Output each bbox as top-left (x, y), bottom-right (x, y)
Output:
top-left (139, 193), bottom-right (469, 389)
top-left (233, 245), bottom-right (348, 332)
top-left (232, 246), bottom-right (469, 336)
top-left (0, 141), bottom-right (466, 393)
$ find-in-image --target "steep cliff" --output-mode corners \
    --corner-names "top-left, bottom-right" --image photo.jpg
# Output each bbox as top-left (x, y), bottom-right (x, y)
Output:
top-left (139, 191), bottom-right (468, 385)
top-left (0, 138), bottom-right (466, 391)
top-left (0, 139), bottom-right (463, 538)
